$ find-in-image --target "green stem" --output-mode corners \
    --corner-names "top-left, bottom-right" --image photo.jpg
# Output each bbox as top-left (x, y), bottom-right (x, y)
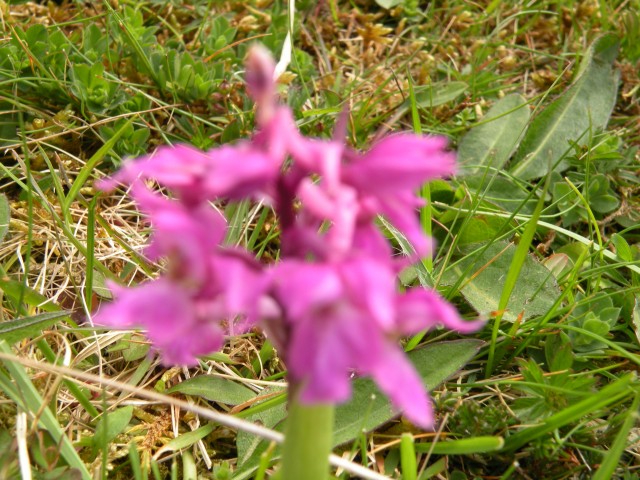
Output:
top-left (281, 388), bottom-right (334, 480)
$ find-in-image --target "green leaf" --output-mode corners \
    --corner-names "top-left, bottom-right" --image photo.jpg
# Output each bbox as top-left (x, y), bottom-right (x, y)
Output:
top-left (632, 296), bottom-right (640, 345)
top-left (545, 334), bottom-right (573, 372)
top-left (167, 375), bottom-right (256, 405)
top-left (232, 341), bottom-right (483, 478)
top-left (442, 241), bottom-right (561, 322)
top-left (0, 311), bottom-right (70, 344)
top-left (590, 194), bottom-right (619, 213)
top-left (182, 451), bottom-right (197, 480)
top-left (236, 396), bottom-right (286, 468)
top-left (461, 176), bottom-right (537, 215)
top-left (542, 253), bottom-right (572, 279)
top-left (611, 233), bottom-right (633, 262)
top-left (0, 194), bottom-right (9, 244)
top-left (91, 269), bottom-right (113, 299)
top-left (0, 278), bottom-right (62, 312)
top-left (333, 339), bottom-right (483, 446)
top-left (92, 406), bottom-right (134, 453)
top-left (458, 94), bottom-right (530, 174)
top-left (234, 388), bottom-right (287, 478)
top-left (414, 436), bottom-right (504, 454)
top-left (375, 0), bottom-right (404, 8)
top-left (404, 81), bottom-right (468, 109)
top-left (510, 35), bottom-right (620, 180)
top-left (156, 423), bottom-right (215, 456)
top-left (487, 174), bottom-right (550, 375)
top-left (583, 317), bottom-right (609, 337)
top-left (107, 334), bottom-right (150, 362)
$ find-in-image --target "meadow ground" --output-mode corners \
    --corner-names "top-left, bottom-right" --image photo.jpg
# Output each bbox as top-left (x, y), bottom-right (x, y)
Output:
top-left (0, 0), bottom-right (640, 478)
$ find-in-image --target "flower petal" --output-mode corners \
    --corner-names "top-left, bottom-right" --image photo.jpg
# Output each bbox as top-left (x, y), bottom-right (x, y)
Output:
top-left (396, 289), bottom-right (485, 334)
top-left (369, 344), bottom-right (434, 429)
top-left (345, 134), bottom-right (456, 193)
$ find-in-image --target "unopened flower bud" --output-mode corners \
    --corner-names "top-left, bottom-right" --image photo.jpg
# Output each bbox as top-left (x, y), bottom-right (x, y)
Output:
top-left (245, 44), bottom-right (277, 105)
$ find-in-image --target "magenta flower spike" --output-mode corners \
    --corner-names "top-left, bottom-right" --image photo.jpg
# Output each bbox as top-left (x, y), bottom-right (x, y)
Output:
top-left (94, 44), bottom-right (482, 435)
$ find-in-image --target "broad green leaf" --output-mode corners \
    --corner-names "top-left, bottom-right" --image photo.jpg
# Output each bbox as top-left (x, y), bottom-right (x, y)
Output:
top-left (92, 406), bottom-right (134, 453)
top-left (0, 194), bottom-right (9, 244)
top-left (449, 214), bottom-right (512, 248)
top-left (233, 341), bottom-right (483, 478)
top-left (442, 241), bottom-right (561, 322)
top-left (0, 310), bottom-right (70, 344)
top-left (510, 35), bottom-right (620, 180)
top-left (458, 94), bottom-right (530, 174)
top-left (167, 375), bottom-right (256, 405)
top-left (333, 339), bottom-right (483, 446)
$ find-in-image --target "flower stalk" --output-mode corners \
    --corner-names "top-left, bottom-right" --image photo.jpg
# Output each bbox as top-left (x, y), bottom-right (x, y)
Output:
top-left (281, 387), bottom-right (334, 480)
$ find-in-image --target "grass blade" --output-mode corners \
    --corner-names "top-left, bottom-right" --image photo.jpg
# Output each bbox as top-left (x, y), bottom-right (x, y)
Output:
top-left (592, 392), bottom-right (640, 480)
top-left (414, 436), bottom-right (504, 455)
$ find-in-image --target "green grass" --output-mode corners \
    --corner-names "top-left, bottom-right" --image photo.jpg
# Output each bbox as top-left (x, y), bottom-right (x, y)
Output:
top-left (1, 0), bottom-right (640, 478)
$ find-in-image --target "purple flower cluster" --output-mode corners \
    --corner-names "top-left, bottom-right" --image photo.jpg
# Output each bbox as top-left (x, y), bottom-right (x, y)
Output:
top-left (95, 45), bottom-right (482, 428)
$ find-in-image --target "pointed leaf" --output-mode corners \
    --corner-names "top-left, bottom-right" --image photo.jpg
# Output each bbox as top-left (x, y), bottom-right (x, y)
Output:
top-left (0, 278), bottom-right (63, 312)
top-left (156, 423), bottom-right (215, 456)
top-left (167, 375), bottom-right (256, 405)
top-left (0, 311), bottom-right (70, 344)
top-left (92, 406), bottom-right (134, 452)
top-left (510, 35), bottom-right (620, 180)
top-left (236, 391), bottom-right (286, 468)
